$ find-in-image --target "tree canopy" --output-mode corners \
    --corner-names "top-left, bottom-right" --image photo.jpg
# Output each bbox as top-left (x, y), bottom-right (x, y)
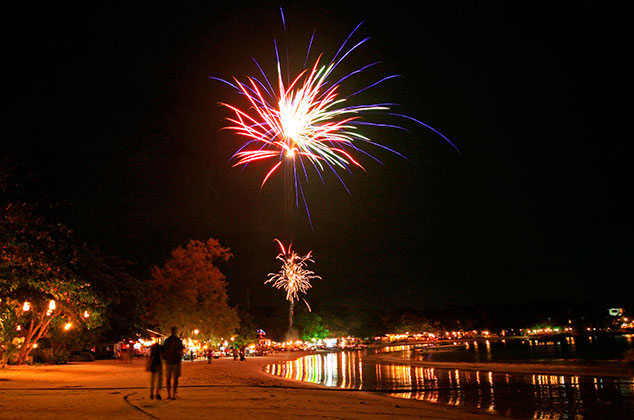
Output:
top-left (1, 202), bottom-right (104, 364)
top-left (1, 162), bottom-right (147, 364)
top-left (149, 238), bottom-right (239, 340)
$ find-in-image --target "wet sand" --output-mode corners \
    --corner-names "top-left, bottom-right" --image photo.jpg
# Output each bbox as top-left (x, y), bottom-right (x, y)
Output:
top-left (0, 352), bottom-right (513, 420)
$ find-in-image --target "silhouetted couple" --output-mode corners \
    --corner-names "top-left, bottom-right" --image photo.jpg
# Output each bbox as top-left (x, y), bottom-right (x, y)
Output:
top-left (149, 326), bottom-right (183, 400)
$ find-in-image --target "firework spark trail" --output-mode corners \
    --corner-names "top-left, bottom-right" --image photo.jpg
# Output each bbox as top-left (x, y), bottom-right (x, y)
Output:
top-left (266, 239), bottom-right (320, 310)
top-left (212, 10), bottom-right (458, 223)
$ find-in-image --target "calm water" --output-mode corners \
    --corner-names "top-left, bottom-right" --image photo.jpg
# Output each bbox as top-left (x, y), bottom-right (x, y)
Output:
top-left (415, 335), bottom-right (634, 364)
top-left (265, 336), bottom-right (634, 419)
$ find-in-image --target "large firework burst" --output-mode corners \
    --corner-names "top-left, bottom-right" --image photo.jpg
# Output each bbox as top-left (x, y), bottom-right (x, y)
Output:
top-left (212, 10), bottom-right (456, 222)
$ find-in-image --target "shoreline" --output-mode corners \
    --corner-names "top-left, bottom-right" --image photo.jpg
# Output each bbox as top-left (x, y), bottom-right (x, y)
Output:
top-left (364, 352), bottom-right (634, 378)
top-left (1, 349), bottom-right (632, 419)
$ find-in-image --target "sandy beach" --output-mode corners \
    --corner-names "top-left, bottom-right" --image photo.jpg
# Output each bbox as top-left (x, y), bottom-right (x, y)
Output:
top-left (0, 352), bottom-right (515, 420)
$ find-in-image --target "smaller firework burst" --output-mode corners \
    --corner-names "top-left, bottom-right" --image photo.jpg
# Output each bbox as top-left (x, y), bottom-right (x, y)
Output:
top-left (266, 239), bottom-right (320, 311)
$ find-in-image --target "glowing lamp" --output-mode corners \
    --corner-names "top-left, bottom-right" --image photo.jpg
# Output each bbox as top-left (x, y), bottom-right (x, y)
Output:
top-left (48, 300), bottom-right (56, 311)
top-left (23, 301), bottom-right (31, 311)
top-left (83, 311), bottom-right (90, 318)
top-left (193, 329), bottom-right (199, 335)
top-left (64, 322), bottom-right (72, 330)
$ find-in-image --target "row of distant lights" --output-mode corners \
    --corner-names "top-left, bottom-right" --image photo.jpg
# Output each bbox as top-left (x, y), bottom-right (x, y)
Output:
top-left (135, 333), bottom-right (265, 353)
top-left (19, 300), bottom-right (89, 332)
top-left (137, 337), bottom-right (340, 351)
top-left (136, 336), bottom-right (339, 351)
top-left (526, 327), bottom-right (574, 335)
top-left (384, 331), bottom-right (491, 341)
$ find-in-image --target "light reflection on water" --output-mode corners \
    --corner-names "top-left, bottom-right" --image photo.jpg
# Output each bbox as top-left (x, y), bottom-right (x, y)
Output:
top-left (265, 348), bottom-right (634, 419)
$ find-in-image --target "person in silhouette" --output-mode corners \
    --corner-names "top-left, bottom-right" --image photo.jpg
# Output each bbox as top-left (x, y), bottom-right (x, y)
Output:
top-left (163, 326), bottom-right (184, 400)
top-left (148, 342), bottom-right (163, 400)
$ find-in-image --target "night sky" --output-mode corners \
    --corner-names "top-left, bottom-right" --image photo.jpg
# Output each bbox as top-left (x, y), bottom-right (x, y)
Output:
top-left (7, 2), bottom-right (632, 312)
